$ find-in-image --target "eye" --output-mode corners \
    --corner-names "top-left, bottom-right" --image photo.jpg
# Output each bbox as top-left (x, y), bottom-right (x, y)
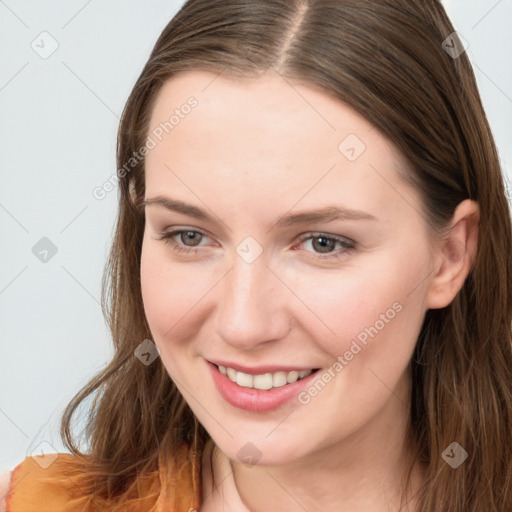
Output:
top-left (155, 229), bottom-right (211, 255)
top-left (155, 229), bottom-right (356, 260)
top-left (295, 233), bottom-right (356, 260)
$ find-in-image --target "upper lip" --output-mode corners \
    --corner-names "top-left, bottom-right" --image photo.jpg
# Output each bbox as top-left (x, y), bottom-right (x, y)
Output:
top-left (207, 359), bottom-right (319, 375)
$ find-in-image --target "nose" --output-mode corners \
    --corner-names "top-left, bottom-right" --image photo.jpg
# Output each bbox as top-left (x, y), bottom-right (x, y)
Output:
top-left (214, 249), bottom-right (291, 351)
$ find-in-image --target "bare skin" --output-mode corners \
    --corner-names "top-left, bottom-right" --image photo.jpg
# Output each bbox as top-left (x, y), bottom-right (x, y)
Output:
top-left (139, 69), bottom-right (479, 511)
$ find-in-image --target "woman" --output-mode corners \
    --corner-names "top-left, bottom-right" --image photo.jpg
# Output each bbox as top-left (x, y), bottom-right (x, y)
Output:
top-left (4, 0), bottom-right (512, 510)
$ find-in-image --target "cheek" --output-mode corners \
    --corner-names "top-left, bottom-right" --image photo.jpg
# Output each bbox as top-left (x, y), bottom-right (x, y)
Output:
top-left (285, 248), bottom-right (429, 365)
top-left (140, 235), bottom-right (228, 380)
top-left (140, 250), bottom-right (199, 381)
top-left (140, 239), bottom-right (204, 344)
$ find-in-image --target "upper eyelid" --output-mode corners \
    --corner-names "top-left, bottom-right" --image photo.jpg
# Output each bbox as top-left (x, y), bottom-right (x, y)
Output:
top-left (296, 232), bottom-right (354, 244)
top-left (159, 226), bottom-right (214, 241)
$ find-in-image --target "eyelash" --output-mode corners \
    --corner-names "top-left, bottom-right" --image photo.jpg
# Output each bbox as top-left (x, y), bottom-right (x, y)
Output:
top-left (155, 229), bottom-right (356, 260)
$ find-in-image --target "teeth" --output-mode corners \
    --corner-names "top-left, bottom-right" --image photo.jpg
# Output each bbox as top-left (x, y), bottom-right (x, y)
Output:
top-left (287, 371), bottom-right (299, 384)
top-left (253, 373), bottom-right (273, 390)
top-left (218, 365), bottom-right (313, 390)
top-left (226, 367), bottom-right (237, 381)
top-left (273, 371), bottom-right (287, 388)
top-left (236, 372), bottom-right (253, 388)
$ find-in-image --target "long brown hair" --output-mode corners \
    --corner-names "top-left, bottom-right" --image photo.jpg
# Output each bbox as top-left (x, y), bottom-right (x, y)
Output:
top-left (60, 1), bottom-right (512, 510)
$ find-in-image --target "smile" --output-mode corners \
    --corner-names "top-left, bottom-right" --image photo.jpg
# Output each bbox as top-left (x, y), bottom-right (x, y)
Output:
top-left (218, 365), bottom-right (315, 390)
top-left (207, 360), bottom-right (321, 413)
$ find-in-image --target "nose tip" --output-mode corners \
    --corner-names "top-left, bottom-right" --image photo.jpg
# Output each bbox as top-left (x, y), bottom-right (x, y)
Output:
top-left (214, 254), bottom-right (290, 350)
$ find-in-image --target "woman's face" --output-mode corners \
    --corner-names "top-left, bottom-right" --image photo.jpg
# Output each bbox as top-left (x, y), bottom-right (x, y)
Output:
top-left (140, 69), bottom-right (435, 466)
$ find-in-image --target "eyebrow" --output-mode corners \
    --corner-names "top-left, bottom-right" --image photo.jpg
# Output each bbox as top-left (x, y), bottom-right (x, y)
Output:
top-left (142, 196), bottom-right (377, 229)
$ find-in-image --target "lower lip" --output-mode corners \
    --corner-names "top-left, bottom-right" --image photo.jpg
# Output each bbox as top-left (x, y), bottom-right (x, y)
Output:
top-left (207, 361), bottom-right (319, 413)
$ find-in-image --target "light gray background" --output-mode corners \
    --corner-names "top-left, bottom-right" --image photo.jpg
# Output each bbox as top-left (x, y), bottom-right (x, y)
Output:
top-left (1, 0), bottom-right (511, 471)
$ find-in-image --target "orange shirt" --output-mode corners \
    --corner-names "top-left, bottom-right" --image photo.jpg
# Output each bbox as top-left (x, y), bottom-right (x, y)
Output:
top-left (4, 443), bottom-right (201, 512)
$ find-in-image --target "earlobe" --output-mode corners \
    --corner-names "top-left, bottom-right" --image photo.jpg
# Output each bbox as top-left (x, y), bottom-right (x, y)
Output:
top-left (426, 199), bottom-right (480, 310)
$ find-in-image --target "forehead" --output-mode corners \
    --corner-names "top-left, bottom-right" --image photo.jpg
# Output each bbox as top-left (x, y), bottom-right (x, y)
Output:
top-left (144, 69), bottom-right (415, 222)
top-left (147, 68), bottom-right (377, 149)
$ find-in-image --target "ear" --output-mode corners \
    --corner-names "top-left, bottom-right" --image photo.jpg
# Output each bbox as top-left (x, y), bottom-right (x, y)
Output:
top-left (426, 199), bottom-right (480, 310)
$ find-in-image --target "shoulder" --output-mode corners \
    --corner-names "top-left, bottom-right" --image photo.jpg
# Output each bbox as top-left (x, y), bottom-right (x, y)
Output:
top-left (2, 443), bottom-right (201, 512)
top-left (2, 453), bottom-right (82, 512)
